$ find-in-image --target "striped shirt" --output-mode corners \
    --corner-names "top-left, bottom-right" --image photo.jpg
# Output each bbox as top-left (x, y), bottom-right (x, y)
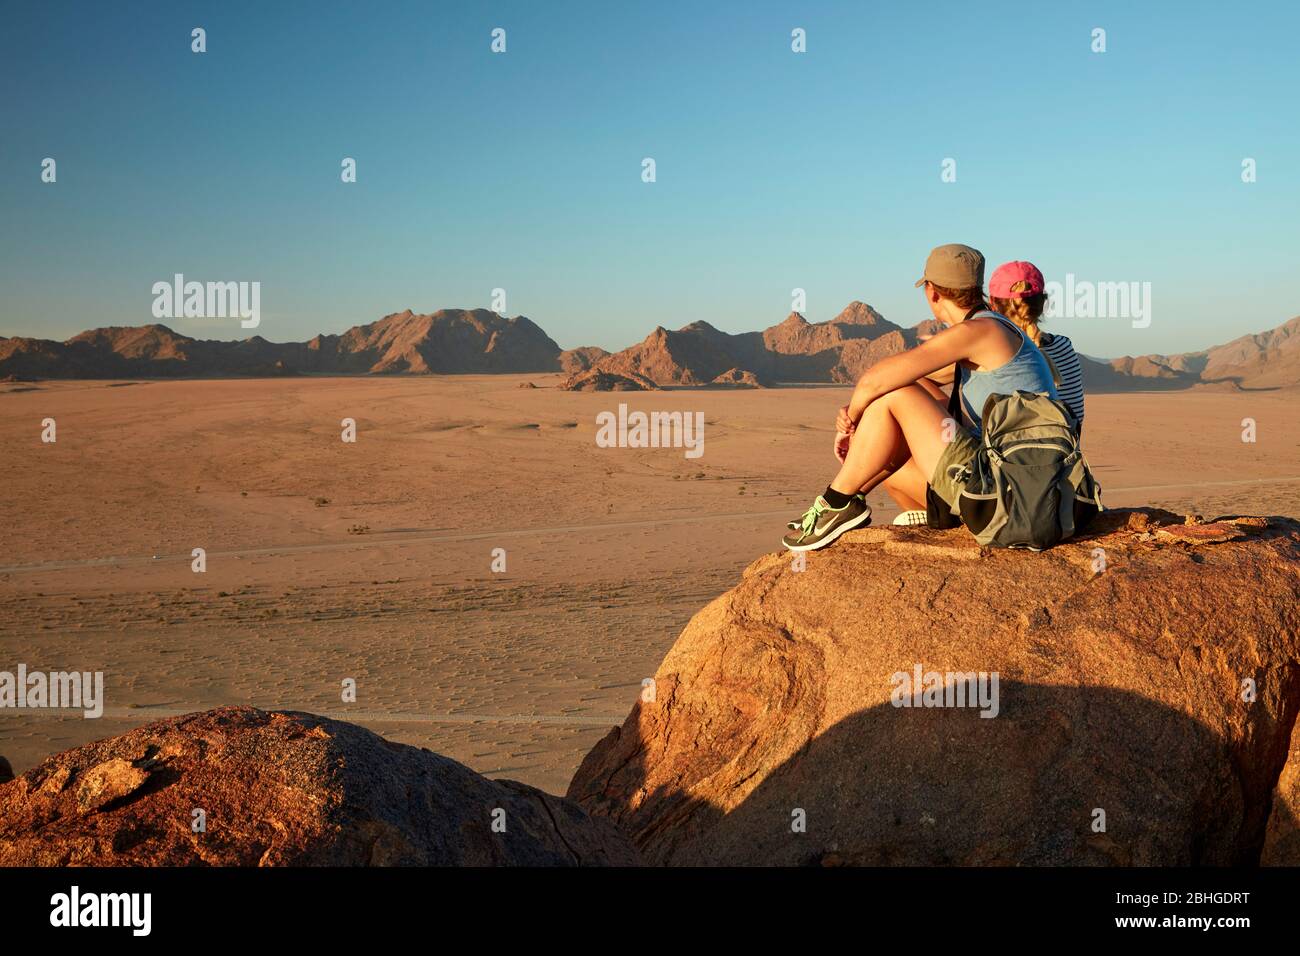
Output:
top-left (1038, 332), bottom-right (1085, 427)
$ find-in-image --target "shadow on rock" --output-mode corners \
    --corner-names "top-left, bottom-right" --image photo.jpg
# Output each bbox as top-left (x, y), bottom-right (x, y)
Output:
top-left (576, 683), bottom-right (1297, 866)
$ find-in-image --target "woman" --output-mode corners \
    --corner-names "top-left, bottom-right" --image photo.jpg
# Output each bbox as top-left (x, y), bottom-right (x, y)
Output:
top-left (783, 243), bottom-right (1058, 551)
top-left (987, 260), bottom-right (1085, 431)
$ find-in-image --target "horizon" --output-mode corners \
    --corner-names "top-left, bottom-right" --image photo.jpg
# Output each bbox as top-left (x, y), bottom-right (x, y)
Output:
top-left (1, 2), bottom-right (1298, 359)
top-left (5, 300), bottom-right (1296, 364)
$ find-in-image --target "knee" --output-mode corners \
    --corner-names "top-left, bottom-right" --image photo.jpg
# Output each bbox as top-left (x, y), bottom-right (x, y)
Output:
top-left (865, 387), bottom-right (908, 417)
top-left (871, 384), bottom-right (920, 414)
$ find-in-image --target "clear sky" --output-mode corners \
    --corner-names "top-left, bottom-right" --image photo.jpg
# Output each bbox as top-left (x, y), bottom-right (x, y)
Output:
top-left (2, 0), bottom-right (1297, 358)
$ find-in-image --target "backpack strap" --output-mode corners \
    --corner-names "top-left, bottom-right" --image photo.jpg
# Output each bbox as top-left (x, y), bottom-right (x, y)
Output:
top-left (980, 392), bottom-right (1003, 447)
top-left (947, 367), bottom-right (963, 422)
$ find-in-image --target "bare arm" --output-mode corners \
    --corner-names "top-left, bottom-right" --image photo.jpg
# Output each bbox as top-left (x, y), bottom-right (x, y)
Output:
top-left (845, 322), bottom-right (983, 423)
top-left (925, 363), bottom-right (956, 386)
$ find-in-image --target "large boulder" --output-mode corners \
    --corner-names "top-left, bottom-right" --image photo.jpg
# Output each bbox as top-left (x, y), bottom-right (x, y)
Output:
top-left (0, 707), bottom-right (638, 866)
top-left (568, 510), bottom-right (1300, 865)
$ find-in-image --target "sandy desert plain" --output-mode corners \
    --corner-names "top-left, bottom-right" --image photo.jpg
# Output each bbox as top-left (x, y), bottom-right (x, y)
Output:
top-left (2, 374), bottom-right (1299, 795)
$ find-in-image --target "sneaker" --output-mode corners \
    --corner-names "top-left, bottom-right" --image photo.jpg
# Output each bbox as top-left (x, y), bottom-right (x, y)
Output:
top-left (782, 495), bottom-right (872, 551)
top-left (892, 509), bottom-right (928, 527)
top-left (788, 500), bottom-right (858, 530)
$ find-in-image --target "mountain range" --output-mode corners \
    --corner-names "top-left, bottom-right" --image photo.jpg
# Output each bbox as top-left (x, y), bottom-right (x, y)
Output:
top-left (2, 305), bottom-right (1298, 392)
top-left (0, 310), bottom-right (606, 380)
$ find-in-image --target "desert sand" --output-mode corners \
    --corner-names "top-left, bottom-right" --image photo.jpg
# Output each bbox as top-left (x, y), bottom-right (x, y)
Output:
top-left (2, 375), bottom-right (1298, 795)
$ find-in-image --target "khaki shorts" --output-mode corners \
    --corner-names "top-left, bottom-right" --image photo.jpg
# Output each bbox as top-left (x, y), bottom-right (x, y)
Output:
top-left (927, 427), bottom-right (981, 512)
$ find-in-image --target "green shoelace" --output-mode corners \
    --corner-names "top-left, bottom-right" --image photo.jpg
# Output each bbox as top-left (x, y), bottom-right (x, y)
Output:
top-left (797, 498), bottom-right (828, 538)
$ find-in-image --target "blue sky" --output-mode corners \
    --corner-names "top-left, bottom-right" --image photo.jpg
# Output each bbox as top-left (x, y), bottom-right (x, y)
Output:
top-left (2, 0), bottom-right (1297, 358)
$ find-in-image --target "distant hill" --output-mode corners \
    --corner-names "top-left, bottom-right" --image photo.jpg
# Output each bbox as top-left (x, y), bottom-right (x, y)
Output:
top-left (1076, 315), bottom-right (1300, 391)
top-left (1194, 315), bottom-right (1300, 387)
top-left (583, 308), bottom-right (1300, 391)
top-left (3, 307), bottom-right (1297, 391)
top-left (586, 302), bottom-right (921, 386)
top-left (557, 345), bottom-right (610, 375)
top-left (0, 309), bottom-right (566, 378)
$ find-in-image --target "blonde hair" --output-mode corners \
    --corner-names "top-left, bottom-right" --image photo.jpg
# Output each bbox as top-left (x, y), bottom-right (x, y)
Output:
top-left (990, 280), bottom-right (1048, 344)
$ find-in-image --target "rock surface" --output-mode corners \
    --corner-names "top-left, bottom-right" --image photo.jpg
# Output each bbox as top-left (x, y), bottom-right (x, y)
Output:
top-left (560, 368), bottom-right (659, 391)
top-left (568, 509), bottom-right (1300, 866)
top-left (709, 367), bottom-right (769, 388)
top-left (557, 345), bottom-right (611, 374)
top-left (1263, 711), bottom-right (1300, 865)
top-left (0, 707), bottom-right (638, 866)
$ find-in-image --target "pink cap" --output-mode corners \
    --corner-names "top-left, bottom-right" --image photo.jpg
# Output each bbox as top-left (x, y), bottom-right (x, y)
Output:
top-left (989, 261), bottom-right (1045, 298)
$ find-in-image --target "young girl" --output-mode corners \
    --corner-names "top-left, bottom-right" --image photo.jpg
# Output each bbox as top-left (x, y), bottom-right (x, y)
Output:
top-left (783, 244), bottom-right (1059, 551)
top-left (987, 260), bottom-right (1085, 432)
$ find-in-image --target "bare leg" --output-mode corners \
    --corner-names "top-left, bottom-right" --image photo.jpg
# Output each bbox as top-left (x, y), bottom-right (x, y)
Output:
top-left (881, 459), bottom-right (928, 510)
top-left (916, 377), bottom-right (949, 403)
top-left (872, 377), bottom-right (947, 508)
top-left (829, 385), bottom-right (953, 497)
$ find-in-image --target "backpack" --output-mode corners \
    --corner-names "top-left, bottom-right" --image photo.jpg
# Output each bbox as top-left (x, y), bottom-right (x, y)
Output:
top-left (952, 390), bottom-right (1103, 549)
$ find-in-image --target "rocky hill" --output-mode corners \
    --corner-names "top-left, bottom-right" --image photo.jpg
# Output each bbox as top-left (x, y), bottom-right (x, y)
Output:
top-left (0, 309), bottom-right (566, 378)
top-left (557, 345), bottom-right (610, 375)
top-left (568, 509), bottom-right (1300, 866)
top-left (0, 707), bottom-right (637, 866)
top-left (585, 302), bottom-right (918, 386)
top-left (584, 309), bottom-right (1300, 391)
top-left (298, 309), bottom-right (562, 374)
top-left (560, 368), bottom-right (659, 391)
top-left (3, 307), bottom-right (1297, 390)
top-left (1085, 315), bottom-right (1300, 391)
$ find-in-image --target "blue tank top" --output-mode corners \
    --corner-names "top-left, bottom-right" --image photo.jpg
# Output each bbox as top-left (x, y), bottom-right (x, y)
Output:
top-left (958, 311), bottom-right (1057, 435)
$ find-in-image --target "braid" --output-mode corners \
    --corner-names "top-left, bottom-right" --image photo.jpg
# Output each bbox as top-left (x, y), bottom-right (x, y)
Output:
top-left (990, 280), bottom-right (1048, 345)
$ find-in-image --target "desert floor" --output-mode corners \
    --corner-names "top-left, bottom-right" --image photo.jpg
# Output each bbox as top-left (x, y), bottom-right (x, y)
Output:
top-left (2, 375), bottom-right (1298, 795)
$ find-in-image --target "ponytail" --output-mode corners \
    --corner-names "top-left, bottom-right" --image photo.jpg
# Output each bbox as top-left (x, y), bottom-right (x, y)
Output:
top-left (990, 280), bottom-right (1048, 345)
